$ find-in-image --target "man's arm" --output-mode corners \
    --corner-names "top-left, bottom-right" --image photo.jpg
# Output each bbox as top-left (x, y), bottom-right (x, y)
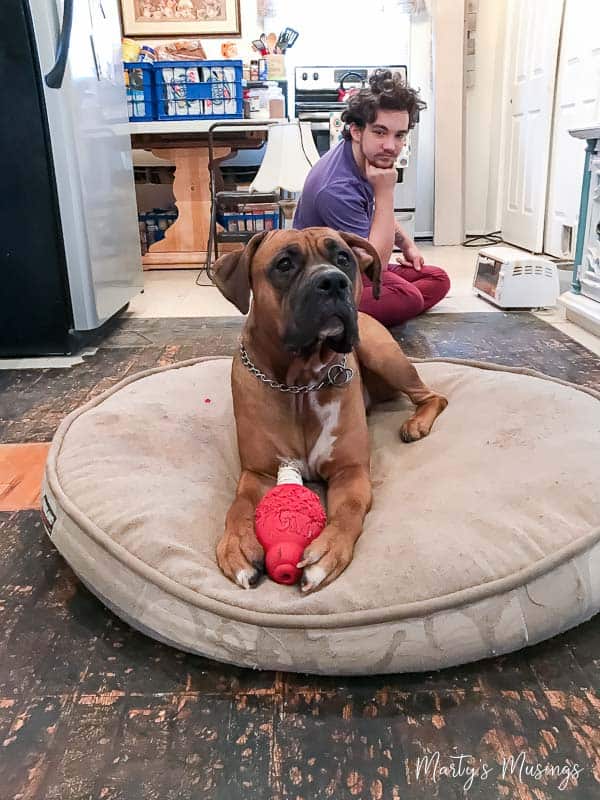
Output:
top-left (364, 165), bottom-right (425, 272)
top-left (364, 163), bottom-right (396, 269)
top-left (394, 219), bottom-right (407, 247)
top-left (394, 220), bottom-right (424, 271)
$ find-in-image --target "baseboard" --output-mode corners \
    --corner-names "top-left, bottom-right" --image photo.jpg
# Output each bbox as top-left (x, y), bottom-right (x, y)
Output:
top-left (559, 291), bottom-right (600, 338)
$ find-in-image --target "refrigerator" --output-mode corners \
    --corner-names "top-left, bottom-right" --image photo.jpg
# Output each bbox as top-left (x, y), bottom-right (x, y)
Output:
top-left (0, 0), bottom-right (143, 357)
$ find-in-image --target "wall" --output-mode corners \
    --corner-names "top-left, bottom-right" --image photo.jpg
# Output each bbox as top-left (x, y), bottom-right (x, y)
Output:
top-left (265, 1), bottom-right (410, 66)
top-left (463, 0), bottom-right (507, 236)
top-left (465, 0), bottom-right (508, 235)
top-left (131, 0), bottom-right (412, 65)
top-left (544, 0), bottom-right (600, 258)
top-left (139, 0), bottom-right (263, 62)
top-left (410, 9), bottom-right (434, 238)
top-left (484, 0), bottom-right (509, 236)
top-left (432, 0), bottom-right (465, 245)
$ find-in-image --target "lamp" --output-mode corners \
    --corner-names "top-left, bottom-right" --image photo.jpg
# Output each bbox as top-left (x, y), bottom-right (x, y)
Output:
top-left (250, 120), bottom-right (320, 193)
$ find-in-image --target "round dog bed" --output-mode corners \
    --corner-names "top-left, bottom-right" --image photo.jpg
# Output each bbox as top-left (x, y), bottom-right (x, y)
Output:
top-left (42, 357), bottom-right (600, 675)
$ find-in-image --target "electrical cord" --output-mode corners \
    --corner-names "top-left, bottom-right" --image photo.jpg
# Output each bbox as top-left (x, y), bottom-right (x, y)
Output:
top-left (462, 232), bottom-right (575, 272)
top-left (462, 231), bottom-right (503, 247)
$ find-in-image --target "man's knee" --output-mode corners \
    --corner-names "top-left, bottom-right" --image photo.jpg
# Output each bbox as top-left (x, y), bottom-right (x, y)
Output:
top-left (413, 265), bottom-right (451, 312)
top-left (360, 283), bottom-right (424, 327)
top-left (397, 285), bottom-right (426, 320)
top-left (423, 266), bottom-right (451, 303)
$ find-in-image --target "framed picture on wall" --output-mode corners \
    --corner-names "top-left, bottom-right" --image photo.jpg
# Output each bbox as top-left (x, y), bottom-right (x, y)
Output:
top-left (120, 0), bottom-right (241, 38)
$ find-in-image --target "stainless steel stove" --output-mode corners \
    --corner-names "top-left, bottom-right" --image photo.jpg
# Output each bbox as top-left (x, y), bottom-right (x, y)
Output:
top-left (294, 65), bottom-right (408, 124)
top-left (292, 64), bottom-right (417, 239)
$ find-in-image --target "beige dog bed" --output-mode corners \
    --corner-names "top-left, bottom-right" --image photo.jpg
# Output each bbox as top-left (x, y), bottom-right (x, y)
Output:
top-left (42, 357), bottom-right (600, 675)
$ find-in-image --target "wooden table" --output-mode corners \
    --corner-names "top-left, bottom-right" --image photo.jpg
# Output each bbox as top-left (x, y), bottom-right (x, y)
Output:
top-left (130, 119), bottom-right (285, 269)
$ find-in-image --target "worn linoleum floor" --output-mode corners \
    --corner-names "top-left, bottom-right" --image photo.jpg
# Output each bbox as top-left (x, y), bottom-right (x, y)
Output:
top-left (1, 299), bottom-right (600, 797)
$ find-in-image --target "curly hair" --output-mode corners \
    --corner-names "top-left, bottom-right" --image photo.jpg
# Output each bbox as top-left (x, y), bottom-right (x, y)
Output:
top-left (340, 69), bottom-right (426, 140)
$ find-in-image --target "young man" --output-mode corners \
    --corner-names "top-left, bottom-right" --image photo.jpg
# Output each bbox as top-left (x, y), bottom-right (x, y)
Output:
top-left (293, 70), bottom-right (450, 327)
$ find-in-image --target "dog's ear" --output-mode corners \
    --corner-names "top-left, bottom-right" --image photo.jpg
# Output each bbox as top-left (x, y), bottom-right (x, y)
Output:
top-left (336, 231), bottom-right (382, 300)
top-left (212, 231), bottom-right (269, 314)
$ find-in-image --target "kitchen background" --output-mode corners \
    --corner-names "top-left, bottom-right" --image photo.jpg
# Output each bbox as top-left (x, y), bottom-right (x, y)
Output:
top-left (2, 0), bottom-right (599, 358)
top-left (136, 0), bottom-right (434, 238)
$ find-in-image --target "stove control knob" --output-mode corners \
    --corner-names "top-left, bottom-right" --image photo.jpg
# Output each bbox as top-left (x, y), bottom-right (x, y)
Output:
top-left (313, 72), bottom-right (319, 81)
top-left (302, 72), bottom-right (308, 81)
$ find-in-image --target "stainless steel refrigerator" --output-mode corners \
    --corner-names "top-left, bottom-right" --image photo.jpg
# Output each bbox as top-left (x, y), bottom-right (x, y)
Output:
top-left (0, 0), bottom-right (143, 356)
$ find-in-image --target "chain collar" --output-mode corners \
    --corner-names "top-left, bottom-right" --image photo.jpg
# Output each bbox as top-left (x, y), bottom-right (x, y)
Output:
top-left (239, 342), bottom-right (354, 394)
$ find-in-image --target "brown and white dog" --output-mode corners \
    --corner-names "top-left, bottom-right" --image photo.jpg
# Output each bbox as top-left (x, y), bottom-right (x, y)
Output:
top-left (213, 227), bottom-right (447, 593)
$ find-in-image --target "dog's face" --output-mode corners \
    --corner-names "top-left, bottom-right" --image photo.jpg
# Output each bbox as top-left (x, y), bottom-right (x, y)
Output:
top-left (212, 227), bottom-right (381, 357)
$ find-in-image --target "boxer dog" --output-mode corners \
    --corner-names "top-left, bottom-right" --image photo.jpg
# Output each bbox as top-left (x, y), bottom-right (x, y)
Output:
top-left (213, 227), bottom-right (447, 593)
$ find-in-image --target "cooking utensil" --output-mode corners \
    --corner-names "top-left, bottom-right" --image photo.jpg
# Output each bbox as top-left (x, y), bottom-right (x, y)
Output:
top-left (266, 32), bottom-right (277, 53)
top-left (283, 27), bottom-right (299, 48)
top-left (275, 27), bottom-right (300, 53)
top-left (252, 38), bottom-right (268, 55)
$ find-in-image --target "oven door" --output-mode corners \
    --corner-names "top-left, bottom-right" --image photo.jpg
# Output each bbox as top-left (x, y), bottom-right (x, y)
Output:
top-left (474, 255), bottom-right (503, 299)
top-left (305, 120), bottom-right (331, 156)
top-left (296, 105), bottom-right (340, 156)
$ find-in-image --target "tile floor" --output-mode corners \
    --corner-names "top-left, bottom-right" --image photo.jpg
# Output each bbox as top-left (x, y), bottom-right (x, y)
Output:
top-left (2, 308), bottom-right (600, 799)
top-left (2, 246), bottom-right (600, 796)
top-left (128, 244), bottom-right (600, 357)
top-left (1, 245), bottom-right (598, 372)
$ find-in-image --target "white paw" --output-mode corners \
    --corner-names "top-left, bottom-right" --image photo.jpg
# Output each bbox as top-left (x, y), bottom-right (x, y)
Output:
top-left (301, 565), bottom-right (327, 593)
top-left (236, 569), bottom-right (253, 589)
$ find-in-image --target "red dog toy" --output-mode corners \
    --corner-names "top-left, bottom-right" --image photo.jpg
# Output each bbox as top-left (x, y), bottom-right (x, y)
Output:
top-left (255, 462), bottom-right (326, 585)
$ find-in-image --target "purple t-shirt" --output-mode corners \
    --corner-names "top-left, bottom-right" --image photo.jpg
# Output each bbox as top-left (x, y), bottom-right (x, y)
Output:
top-left (293, 139), bottom-right (374, 238)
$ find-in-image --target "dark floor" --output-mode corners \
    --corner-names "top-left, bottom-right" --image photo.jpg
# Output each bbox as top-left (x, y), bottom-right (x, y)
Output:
top-left (1, 312), bottom-right (599, 799)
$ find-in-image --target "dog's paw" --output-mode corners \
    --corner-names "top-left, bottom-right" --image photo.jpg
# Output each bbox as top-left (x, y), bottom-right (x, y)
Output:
top-left (297, 532), bottom-right (354, 593)
top-left (400, 396), bottom-right (448, 442)
top-left (216, 531), bottom-right (264, 589)
top-left (399, 416), bottom-right (431, 442)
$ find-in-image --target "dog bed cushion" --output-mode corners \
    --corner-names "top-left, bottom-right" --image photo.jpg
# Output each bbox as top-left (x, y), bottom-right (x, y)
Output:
top-left (42, 357), bottom-right (600, 674)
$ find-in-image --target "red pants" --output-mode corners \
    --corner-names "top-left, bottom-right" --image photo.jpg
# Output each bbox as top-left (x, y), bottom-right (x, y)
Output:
top-left (359, 262), bottom-right (451, 327)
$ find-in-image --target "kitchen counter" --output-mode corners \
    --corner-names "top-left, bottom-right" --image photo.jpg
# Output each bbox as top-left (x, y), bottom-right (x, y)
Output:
top-left (130, 118), bottom-right (286, 135)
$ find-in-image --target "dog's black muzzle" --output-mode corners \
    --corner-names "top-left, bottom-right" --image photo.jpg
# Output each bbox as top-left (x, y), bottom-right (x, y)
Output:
top-left (283, 267), bottom-right (359, 356)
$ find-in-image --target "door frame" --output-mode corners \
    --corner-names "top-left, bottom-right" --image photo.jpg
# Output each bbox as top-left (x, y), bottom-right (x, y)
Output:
top-left (432, 0), bottom-right (466, 245)
top-left (499, 0), bottom-right (565, 252)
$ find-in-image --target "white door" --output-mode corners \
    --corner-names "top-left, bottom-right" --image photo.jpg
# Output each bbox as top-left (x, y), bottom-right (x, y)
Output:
top-left (544, 0), bottom-right (600, 258)
top-left (501, 0), bottom-right (564, 252)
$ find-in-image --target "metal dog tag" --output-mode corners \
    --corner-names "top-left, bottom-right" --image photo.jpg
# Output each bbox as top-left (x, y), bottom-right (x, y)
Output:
top-left (327, 363), bottom-right (354, 387)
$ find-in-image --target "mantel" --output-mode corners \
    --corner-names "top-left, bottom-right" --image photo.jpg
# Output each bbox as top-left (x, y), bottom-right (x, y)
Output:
top-left (569, 124), bottom-right (600, 141)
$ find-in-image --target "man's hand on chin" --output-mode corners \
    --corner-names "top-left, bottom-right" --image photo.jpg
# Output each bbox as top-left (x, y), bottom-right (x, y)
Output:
top-left (365, 161), bottom-right (397, 195)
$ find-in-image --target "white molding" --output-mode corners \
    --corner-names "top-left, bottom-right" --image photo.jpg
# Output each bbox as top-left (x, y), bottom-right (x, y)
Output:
top-left (559, 291), bottom-right (600, 337)
top-left (432, 0), bottom-right (466, 245)
top-left (569, 124), bottom-right (600, 140)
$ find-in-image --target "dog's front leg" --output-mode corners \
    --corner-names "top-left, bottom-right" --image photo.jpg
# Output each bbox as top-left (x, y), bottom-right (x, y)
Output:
top-left (299, 465), bottom-right (372, 593)
top-left (217, 469), bottom-right (273, 589)
top-left (356, 313), bottom-right (447, 442)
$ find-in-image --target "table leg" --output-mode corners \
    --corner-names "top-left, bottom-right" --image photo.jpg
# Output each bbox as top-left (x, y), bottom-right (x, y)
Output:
top-left (142, 146), bottom-right (230, 269)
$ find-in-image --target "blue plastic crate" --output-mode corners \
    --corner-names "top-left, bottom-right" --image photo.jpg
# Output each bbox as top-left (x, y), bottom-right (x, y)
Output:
top-left (138, 208), bottom-right (177, 253)
top-left (154, 60), bottom-right (243, 121)
top-left (124, 62), bottom-right (156, 122)
top-left (216, 211), bottom-right (280, 233)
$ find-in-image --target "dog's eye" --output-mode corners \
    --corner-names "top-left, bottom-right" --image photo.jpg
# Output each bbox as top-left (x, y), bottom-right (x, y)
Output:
top-left (276, 257), bottom-right (293, 272)
top-left (337, 252), bottom-right (350, 267)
